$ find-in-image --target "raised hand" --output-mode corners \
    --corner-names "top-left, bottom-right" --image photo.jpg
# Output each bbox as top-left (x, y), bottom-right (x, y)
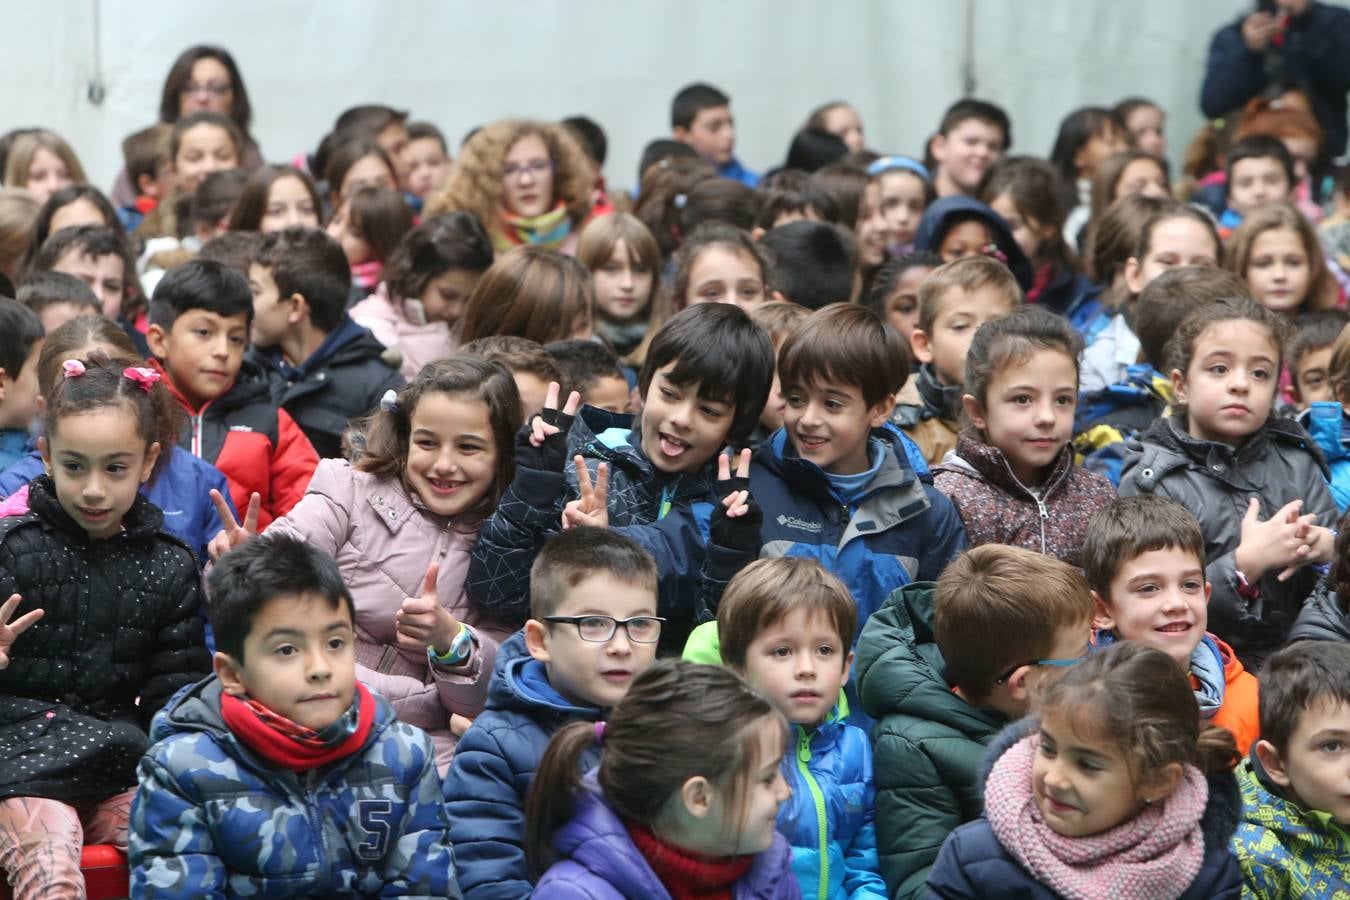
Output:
top-left (395, 562), bottom-right (460, 653)
top-left (0, 593), bottom-right (43, 670)
top-left (562, 458), bottom-right (609, 530)
top-left (206, 490), bottom-right (260, 562)
top-left (710, 449), bottom-right (761, 552)
top-left (516, 381), bottom-right (581, 473)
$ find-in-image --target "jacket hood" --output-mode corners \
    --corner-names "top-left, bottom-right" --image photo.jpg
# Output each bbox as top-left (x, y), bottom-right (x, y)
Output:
top-left (760, 423), bottom-right (919, 506)
top-left (978, 718), bottom-right (1242, 857)
top-left (486, 631), bottom-right (604, 719)
top-left (854, 582), bottom-right (1006, 738)
top-left (912, 196), bottom-right (1032, 289)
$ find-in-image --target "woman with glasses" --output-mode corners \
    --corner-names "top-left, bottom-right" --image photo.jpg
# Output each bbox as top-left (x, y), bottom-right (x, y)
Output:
top-left (109, 45), bottom-right (262, 208)
top-left (426, 119), bottom-right (597, 255)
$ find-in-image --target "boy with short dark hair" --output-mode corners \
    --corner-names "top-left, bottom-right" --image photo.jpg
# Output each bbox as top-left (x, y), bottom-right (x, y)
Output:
top-left (1084, 495), bottom-right (1261, 753)
top-left (1232, 640), bottom-right (1350, 897)
top-left (856, 544), bottom-right (1094, 899)
top-left (671, 81), bottom-right (759, 187)
top-left (467, 302), bottom-right (775, 651)
top-left (32, 224), bottom-right (136, 326)
top-left (197, 230), bottom-right (264, 276)
top-left (1286, 310), bottom-right (1347, 410)
top-left (753, 169), bottom-right (839, 231)
top-left (690, 557), bottom-right (886, 899)
top-left (0, 298), bottom-right (43, 470)
top-left (119, 123), bottom-right (173, 232)
top-left (129, 534), bottom-right (458, 897)
top-left (759, 221), bottom-right (857, 310)
top-left (461, 334), bottom-right (564, 420)
top-left (247, 226), bottom-right (404, 459)
top-left (18, 270), bottom-right (103, 333)
top-left (446, 528), bottom-right (660, 898)
top-left (1221, 135), bottom-right (1296, 233)
top-left (544, 338), bottom-right (631, 414)
top-left (753, 303), bottom-right (965, 649)
top-left (928, 99), bottom-right (1011, 198)
top-left (147, 259), bottom-right (318, 527)
top-left (893, 255), bottom-right (1021, 465)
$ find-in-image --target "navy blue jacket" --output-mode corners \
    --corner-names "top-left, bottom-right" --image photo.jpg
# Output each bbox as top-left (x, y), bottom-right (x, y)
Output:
top-left (751, 425), bottom-right (966, 642)
top-left (926, 721), bottom-right (1242, 899)
top-left (467, 407), bottom-right (753, 650)
top-left (1200, 2), bottom-right (1350, 158)
top-left (442, 632), bottom-right (602, 899)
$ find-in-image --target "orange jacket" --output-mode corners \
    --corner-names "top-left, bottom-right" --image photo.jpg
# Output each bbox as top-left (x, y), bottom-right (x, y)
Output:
top-left (1199, 634), bottom-right (1261, 756)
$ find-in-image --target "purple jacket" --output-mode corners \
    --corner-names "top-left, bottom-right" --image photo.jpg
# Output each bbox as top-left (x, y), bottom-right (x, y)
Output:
top-left (534, 780), bottom-right (801, 900)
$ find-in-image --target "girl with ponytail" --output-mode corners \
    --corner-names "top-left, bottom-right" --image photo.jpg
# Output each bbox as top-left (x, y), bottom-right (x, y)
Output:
top-left (928, 642), bottom-right (1242, 899)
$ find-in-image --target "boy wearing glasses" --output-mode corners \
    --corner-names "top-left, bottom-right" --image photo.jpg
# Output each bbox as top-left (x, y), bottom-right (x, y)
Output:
top-left (1084, 495), bottom-right (1260, 754)
top-left (854, 544), bottom-right (1094, 899)
top-left (444, 528), bottom-right (660, 898)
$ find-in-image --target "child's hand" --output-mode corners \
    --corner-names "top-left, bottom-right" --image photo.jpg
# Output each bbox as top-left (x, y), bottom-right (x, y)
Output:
top-left (562, 458), bottom-right (608, 530)
top-left (1236, 498), bottom-right (1319, 581)
top-left (710, 449), bottom-right (762, 553)
top-left (0, 593), bottom-right (42, 670)
top-left (450, 714), bottom-right (474, 737)
top-left (207, 490), bottom-right (261, 561)
top-left (1278, 524), bottom-right (1336, 582)
top-left (395, 562), bottom-right (461, 653)
top-left (516, 382), bottom-right (581, 473)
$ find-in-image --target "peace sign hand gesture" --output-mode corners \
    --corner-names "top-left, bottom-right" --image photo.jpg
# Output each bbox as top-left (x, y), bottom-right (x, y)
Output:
top-left (0, 593), bottom-right (43, 670)
top-left (709, 449), bottom-right (762, 553)
top-left (516, 382), bottom-right (581, 473)
top-left (207, 491), bottom-right (260, 562)
top-left (562, 457), bottom-right (609, 530)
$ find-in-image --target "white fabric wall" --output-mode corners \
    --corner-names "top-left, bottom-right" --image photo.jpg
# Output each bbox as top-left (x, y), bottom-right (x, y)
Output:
top-left (0, 0), bottom-right (1251, 195)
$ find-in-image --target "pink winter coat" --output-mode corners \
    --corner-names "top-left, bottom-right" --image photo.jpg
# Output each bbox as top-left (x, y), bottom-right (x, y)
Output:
top-left (349, 281), bottom-right (456, 381)
top-left (264, 458), bottom-right (512, 770)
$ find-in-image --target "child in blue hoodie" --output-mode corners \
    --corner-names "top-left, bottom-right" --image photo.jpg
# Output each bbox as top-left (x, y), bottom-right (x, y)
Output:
top-left (444, 528), bottom-right (661, 898)
top-left (686, 557), bottom-right (885, 899)
top-left (466, 302), bottom-right (775, 651)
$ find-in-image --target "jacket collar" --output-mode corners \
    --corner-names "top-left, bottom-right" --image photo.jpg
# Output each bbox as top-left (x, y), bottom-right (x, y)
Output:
top-left (27, 473), bottom-right (163, 542)
top-left (940, 428), bottom-right (1074, 499)
top-left (487, 631), bottom-right (604, 719)
top-left (915, 364), bottom-right (965, 422)
top-left (1137, 414), bottom-right (1328, 483)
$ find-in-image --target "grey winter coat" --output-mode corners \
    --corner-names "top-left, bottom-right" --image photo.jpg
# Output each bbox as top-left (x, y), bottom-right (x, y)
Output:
top-left (1119, 415), bottom-right (1335, 668)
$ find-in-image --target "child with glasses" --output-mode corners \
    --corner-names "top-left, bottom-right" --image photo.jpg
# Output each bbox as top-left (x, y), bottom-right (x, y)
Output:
top-left (854, 544), bottom-right (1094, 899)
top-left (444, 528), bottom-right (661, 898)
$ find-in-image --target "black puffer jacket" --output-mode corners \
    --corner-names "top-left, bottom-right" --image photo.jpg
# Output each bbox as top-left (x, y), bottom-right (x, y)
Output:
top-left (0, 476), bottom-right (210, 802)
top-left (1289, 580), bottom-right (1350, 643)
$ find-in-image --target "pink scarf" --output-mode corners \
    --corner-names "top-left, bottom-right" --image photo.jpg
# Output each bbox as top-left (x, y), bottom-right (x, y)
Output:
top-left (984, 734), bottom-right (1209, 900)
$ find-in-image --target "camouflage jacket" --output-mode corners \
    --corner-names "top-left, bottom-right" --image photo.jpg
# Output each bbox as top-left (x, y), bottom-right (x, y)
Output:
top-left (129, 676), bottom-right (460, 898)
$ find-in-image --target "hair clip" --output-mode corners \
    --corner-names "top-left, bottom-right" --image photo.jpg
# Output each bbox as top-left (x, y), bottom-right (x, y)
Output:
top-left (380, 389), bottom-right (400, 413)
top-left (61, 359), bottom-right (86, 378)
top-left (123, 367), bottom-right (161, 393)
top-left (980, 244), bottom-right (1009, 266)
top-left (673, 193), bottom-right (687, 209)
top-left (593, 721), bottom-right (606, 744)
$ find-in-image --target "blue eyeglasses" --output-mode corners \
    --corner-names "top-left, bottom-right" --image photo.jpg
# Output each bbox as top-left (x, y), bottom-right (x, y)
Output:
top-left (993, 647), bottom-right (1091, 685)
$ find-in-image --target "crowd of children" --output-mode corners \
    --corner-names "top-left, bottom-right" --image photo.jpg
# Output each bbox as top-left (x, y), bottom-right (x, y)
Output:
top-left (2, 19), bottom-right (1350, 898)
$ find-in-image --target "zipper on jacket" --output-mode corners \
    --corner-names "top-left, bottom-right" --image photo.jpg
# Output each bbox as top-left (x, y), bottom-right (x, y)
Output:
top-left (795, 727), bottom-right (829, 900)
top-left (1035, 495), bottom-right (1048, 555)
top-left (191, 411), bottom-right (203, 458)
top-left (302, 771), bottom-right (332, 894)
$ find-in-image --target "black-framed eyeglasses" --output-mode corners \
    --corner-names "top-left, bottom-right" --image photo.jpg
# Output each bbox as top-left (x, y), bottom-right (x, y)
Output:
top-left (541, 615), bottom-right (665, 643)
top-left (993, 647), bottom-right (1091, 685)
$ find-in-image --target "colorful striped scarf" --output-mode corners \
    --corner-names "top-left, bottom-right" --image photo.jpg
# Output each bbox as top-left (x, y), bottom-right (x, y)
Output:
top-left (493, 200), bottom-right (572, 252)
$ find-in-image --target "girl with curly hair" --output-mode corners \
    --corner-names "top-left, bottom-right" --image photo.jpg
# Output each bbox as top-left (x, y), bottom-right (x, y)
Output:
top-left (425, 119), bottom-right (594, 255)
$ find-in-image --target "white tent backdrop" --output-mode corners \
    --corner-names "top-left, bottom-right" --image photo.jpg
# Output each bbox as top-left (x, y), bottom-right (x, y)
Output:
top-left (1, 0), bottom-right (1253, 195)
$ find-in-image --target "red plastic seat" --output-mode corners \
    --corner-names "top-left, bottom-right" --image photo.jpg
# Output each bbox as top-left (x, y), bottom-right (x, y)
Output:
top-left (0, 844), bottom-right (128, 900)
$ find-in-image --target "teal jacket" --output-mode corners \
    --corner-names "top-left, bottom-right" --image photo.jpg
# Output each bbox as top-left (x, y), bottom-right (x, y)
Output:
top-left (854, 583), bottom-right (1008, 900)
top-left (1233, 750), bottom-right (1350, 898)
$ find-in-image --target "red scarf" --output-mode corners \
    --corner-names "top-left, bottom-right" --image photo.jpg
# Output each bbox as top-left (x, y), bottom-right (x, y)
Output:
top-left (220, 682), bottom-right (376, 772)
top-left (624, 820), bottom-right (754, 900)
top-left (1026, 261), bottom-right (1054, 304)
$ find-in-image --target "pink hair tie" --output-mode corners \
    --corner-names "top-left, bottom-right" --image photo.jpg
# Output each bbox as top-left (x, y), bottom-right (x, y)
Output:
top-left (593, 721), bottom-right (606, 744)
top-left (123, 366), bottom-right (161, 393)
top-left (61, 359), bottom-right (86, 378)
